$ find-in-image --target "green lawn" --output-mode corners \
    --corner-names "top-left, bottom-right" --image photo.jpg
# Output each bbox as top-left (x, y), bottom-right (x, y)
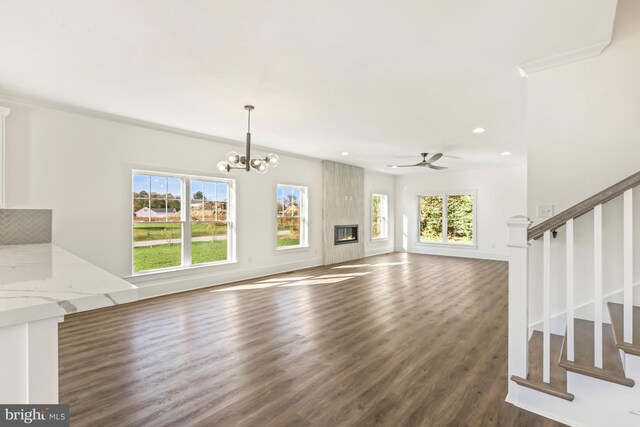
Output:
top-left (133, 223), bottom-right (226, 242)
top-left (134, 240), bottom-right (228, 272)
top-left (277, 237), bottom-right (301, 247)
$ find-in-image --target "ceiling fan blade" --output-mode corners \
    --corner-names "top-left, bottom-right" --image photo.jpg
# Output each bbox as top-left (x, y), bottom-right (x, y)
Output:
top-left (386, 162), bottom-right (424, 168)
top-left (425, 153), bottom-right (443, 164)
top-left (427, 164), bottom-right (448, 170)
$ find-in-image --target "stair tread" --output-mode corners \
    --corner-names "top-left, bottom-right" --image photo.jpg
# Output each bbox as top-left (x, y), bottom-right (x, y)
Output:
top-left (511, 331), bottom-right (574, 401)
top-left (607, 302), bottom-right (640, 356)
top-left (559, 318), bottom-right (634, 387)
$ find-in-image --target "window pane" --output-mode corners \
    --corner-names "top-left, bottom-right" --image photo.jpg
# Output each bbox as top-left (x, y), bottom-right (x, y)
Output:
top-left (133, 223), bottom-right (182, 272)
top-left (133, 175), bottom-right (150, 198)
top-left (447, 195), bottom-right (473, 219)
top-left (167, 177), bottom-right (181, 200)
top-left (419, 219), bottom-right (443, 242)
top-left (166, 199), bottom-right (181, 222)
top-left (190, 201), bottom-right (204, 221)
top-left (447, 219), bottom-right (473, 244)
top-left (192, 179), bottom-right (204, 202)
top-left (202, 201), bottom-right (214, 221)
top-left (192, 222), bottom-right (228, 264)
top-left (372, 195), bottom-right (380, 218)
top-left (277, 217), bottom-right (301, 247)
top-left (150, 176), bottom-right (167, 198)
top-left (420, 196), bottom-right (443, 219)
top-left (203, 180), bottom-right (215, 202)
top-left (372, 217), bottom-right (384, 239)
top-left (216, 182), bottom-right (228, 203)
top-left (277, 187), bottom-right (284, 216)
top-left (150, 199), bottom-right (167, 221)
top-left (133, 199), bottom-right (150, 222)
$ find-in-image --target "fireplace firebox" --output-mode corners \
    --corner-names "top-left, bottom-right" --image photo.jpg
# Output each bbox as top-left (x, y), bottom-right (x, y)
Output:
top-left (334, 225), bottom-right (358, 245)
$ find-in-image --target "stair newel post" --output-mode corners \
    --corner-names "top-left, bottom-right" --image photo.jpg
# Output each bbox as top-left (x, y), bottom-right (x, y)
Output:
top-left (506, 215), bottom-right (532, 401)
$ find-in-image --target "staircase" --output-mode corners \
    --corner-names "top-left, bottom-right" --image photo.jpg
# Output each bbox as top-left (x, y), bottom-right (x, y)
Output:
top-left (506, 171), bottom-right (640, 426)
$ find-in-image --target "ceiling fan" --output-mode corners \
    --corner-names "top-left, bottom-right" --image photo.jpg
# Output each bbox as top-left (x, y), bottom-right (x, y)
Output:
top-left (387, 153), bottom-right (448, 170)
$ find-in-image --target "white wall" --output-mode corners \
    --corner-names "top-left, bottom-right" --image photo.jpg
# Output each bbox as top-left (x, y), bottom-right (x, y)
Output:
top-left (394, 166), bottom-right (526, 261)
top-left (527, 0), bottom-right (640, 224)
top-left (3, 100), bottom-right (329, 297)
top-left (526, 0), bottom-right (640, 323)
top-left (1, 99), bottom-right (397, 297)
top-left (363, 170), bottom-right (395, 256)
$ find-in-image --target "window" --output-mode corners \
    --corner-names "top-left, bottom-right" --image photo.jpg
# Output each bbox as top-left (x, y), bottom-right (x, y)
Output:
top-left (419, 192), bottom-right (474, 245)
top-left (132, 171), bottom-right (234, 273)
top-left (276, 184), bottom-right (308, 249)
top-left (371, 193), bottom-right (388, 240)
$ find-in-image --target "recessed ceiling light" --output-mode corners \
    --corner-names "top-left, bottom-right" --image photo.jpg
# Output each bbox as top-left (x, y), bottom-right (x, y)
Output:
top-left (391, 165), bottom-right (398, 169)
top-left (472, 128), bottom-right (485, 134)
top-left (341, 151), bottom-right (349, 156)
top-left (501, 151), bottom-right (511, 156)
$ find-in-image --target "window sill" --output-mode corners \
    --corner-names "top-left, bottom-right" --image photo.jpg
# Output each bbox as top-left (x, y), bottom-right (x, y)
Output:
top-left (126, 259), bottom-right (238, 279)
top-left (416, 241), bottom-right (477, 249)
top-left (275, 245), bottom-right (310, 253)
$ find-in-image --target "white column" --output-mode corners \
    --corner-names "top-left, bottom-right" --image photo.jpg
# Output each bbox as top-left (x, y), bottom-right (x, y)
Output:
top-left (624, 189), bottom-right (633, 344)
top-left (0, 317), bottom-right (62, 404)
top-left (566, 219), bottom-right (575, 361)
top-left (594, 204), bottom-right (603, 369)
top-left (543, 230), bottom-right (551, 383)
top-left (506, 215), bottom-right (532, 402)
top-left (0, 106), bottom-right (10, 208)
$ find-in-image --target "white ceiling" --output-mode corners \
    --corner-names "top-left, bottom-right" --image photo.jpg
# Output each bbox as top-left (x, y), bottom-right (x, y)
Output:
top-left (0, 0), bottom-right (618, 174)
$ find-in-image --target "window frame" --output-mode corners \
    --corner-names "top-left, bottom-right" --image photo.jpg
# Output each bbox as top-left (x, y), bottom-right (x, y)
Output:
top-left (417, 190), bottom-right (477, 247)
top-left (275, 184), bottom-right (309, 251)
top-left (131, 169), bottom-right (236, 275)
top-left (371, 193), bottom-right (389, 241)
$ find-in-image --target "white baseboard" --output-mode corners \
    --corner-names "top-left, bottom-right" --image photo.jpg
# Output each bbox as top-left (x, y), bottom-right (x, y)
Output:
top-left (128, 257), bottom-right (324, 299)
top-left (365, 246), bottom-right (394, 257)
top-left (402, 245), bottom-right (507, 261)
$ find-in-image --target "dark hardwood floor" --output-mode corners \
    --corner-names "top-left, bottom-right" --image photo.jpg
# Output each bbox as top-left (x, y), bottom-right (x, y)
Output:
top-left (59, 252), bottom-right (564, 426)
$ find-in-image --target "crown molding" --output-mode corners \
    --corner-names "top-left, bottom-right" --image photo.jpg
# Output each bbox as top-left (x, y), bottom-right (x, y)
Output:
top-left (517, 39), bottom-right (612, 78)
top-left (0, 90), bottom-right (321, 163)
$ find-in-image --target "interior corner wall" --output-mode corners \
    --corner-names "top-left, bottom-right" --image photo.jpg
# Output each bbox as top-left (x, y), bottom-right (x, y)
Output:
top-left (394, 166), bottom-right (527, 261)
top-left (363, 170), bottom-right (395, 257)
top-left (526, 0), bottom-right (640, 324)
top-left (527, 0), bottom-right (640, 225)
top-left (2, 99), bottom-right (325, 297)
top-left (322, 161), bottom-right (365, 264)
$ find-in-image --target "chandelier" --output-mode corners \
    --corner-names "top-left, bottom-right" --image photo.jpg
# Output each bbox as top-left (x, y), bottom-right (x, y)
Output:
top-left (216, 105), bottom-right (279, 174)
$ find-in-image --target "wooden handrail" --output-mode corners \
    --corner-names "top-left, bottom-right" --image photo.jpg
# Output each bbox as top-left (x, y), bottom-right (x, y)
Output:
top-left (528, 170), bottom-right (640, 241)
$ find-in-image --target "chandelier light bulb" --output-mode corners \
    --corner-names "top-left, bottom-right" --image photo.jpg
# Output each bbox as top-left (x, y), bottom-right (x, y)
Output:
top-left (250, 158), bottom-right (262, 169)
top-left (226, 151), bottom-right (240, 165)
top-left (216, 161), bottom-right (229, 173)
top-left (265, 153), bottom-right (279, 167)
top-left (257, 162), bottom-right (268, 174)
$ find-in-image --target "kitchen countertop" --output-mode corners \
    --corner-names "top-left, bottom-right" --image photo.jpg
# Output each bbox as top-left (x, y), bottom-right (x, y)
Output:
top-left (0, 243), bottom-right (138, 328)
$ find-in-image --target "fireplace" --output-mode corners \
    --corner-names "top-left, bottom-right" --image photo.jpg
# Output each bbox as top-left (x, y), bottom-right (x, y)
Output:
top-left (334, 225), bottom-right (358, 245)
